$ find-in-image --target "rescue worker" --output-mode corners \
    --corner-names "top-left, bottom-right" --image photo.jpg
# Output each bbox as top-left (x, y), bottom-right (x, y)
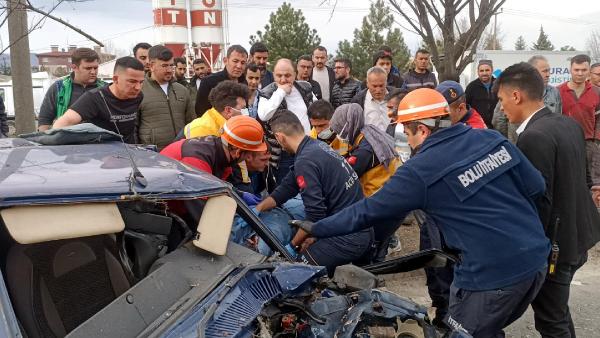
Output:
top-left (411, 80), bottom-right (489, 329)
top-left (307, 99), bottom-right (345, 153)
top-left (329, 103), bottom-right (399, 197)
top-left (175, 80), bottom-right (254, 191)
top-left (160, 115), bottom-right (266, 207)
top-left (436, 81), bottom-right (486, 129)
top-left (290, 88), bottom-right (551, 337)
top-left (255, 110), bottom-right (374, 272)
top-left (180, 80), bottom-right (249, 139)
top-left (329, 103), bottom-right (400, 263)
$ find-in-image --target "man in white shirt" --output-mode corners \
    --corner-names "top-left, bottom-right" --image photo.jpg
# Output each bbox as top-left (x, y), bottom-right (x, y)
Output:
top-left (350, 67), bottom-right (390, 131)
top-left (257, 58), bottom-right (317, 183)
top-left (257, 59), bottom-right (317, 134)
top-left (310, 46), bottom-right (335, 102)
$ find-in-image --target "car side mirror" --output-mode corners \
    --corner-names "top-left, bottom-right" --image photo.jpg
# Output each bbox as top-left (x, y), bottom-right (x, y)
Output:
top-left (192, 195), bottom-right (237, 255)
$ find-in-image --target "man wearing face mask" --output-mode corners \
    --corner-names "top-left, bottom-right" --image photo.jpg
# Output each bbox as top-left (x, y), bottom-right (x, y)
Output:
top-left (291, 88), bottom-right (552, 337)
top-left (179, 80), bottom-right (249, 139)
top-left (307, 99), bottom-right (345, 153)
top-left (161, 116), bottom-right (267, 207)
top-left (256, 110), bottom-right (374, 272)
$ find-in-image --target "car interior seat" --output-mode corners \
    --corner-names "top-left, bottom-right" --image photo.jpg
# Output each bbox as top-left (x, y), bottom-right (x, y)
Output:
top-left (5, 235), bottom-right (130, 338)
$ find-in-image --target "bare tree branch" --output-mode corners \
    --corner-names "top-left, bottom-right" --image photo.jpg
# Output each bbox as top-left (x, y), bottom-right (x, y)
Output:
top-left (0, 0), bottom-right (103, 56)
top-left (387, 0), bottom-right (505, 80)
top-left (24, 2), bottom-right (103, 46)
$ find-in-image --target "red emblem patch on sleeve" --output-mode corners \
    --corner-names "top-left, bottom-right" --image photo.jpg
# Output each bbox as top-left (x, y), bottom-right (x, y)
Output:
top-left (296, 175), bottom-right (306, 189)
top-left (347, 156), bottom-right (357, 165)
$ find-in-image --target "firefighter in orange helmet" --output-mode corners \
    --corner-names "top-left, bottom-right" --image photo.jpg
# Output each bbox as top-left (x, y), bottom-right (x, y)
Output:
top-left (161, 115), bottom-right (267, 205)
top-left (290, 88), bottom-right (551, 337)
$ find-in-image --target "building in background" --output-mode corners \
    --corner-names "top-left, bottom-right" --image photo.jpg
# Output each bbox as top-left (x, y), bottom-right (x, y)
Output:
top-left (36, 45), bottom-right (115, 77)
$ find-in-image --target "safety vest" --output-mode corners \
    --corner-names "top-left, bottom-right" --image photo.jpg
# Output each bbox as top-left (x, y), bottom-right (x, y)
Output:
top-left (183, 108), bottom-right (226, 139)
top-left (55, 75), bottom-right (105, 118)
top-left (351, 134), bottom-right (399, 197)
top-left (309, 127), bottom-right (348, 155)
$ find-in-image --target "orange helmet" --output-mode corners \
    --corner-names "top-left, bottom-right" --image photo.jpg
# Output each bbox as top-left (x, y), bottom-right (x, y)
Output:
top-left (396, 88), bottom-right (449, 124)
top-left (221, 115), bottom-right (267, 152)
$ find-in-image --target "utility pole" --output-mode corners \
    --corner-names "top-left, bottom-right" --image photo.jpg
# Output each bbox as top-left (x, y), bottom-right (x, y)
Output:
top-left (492, 8), bottom-right (503, 50)
top-left (7, 0), bottom-right (36, 134)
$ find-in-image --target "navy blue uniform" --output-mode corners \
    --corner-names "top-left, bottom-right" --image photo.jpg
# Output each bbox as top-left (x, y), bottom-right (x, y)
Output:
top-left (270, 136), bottom-right (373, 270)
top-left (309, 124), bottom-right (551, 336)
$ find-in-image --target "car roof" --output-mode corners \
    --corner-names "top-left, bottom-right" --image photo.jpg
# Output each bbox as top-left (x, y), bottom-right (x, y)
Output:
top-left (0, 139), bottom-right (229, 206)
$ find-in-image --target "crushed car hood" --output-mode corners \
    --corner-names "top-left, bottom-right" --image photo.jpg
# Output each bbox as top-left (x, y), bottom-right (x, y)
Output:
top-left (0, 139), bottom-right (229, 206)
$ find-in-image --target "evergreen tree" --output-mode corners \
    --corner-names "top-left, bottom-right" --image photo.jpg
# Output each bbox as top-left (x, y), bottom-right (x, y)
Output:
top-left (560, 45), bottom-right (576, 51)
top-left (336, 0), bottom-right (410, 80)
top-left (249, 2), bottom-right (321, 66)
top-left (532, 26), bottom-right (554, 51)
top-left (514, 35), bottom-right (526, 51)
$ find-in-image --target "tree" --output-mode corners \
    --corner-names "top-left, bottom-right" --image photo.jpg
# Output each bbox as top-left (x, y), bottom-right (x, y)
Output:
top-left (249, 2), bottom-right (321, 66)
top-left (481, 24), bottom-right (504, 50)
top-left (532, 26), bottom-right (554, 51)
top-left (387, 0), bottom-right (505, 81)
top-left (336, 0), bottom-right (410, 80)
top-left (514, 36), bottom-right (526, 50)
top-left (559, 45), bottom-right (576, 51)
top-left (586, 30), bottom-right (600, 62)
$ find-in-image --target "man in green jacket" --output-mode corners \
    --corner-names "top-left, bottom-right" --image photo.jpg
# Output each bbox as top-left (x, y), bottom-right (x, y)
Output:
top-left (137, 45), bottom-right (196, 150)
top-left (38, 47), bottom-right (105, 131)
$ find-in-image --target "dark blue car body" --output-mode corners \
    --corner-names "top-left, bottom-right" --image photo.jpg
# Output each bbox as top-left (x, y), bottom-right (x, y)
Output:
top-left (0, 138), bottom-right (469, 338)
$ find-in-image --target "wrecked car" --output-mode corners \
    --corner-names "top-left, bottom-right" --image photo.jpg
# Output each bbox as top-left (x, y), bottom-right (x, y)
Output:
top-left (0, 135), bottom-right (468, 338)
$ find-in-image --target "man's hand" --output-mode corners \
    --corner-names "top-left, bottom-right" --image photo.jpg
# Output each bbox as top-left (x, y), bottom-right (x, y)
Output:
top-left (289, 220), bottom-right (315, 234)
top-left (278, 83), bottom-right (293, 95)
top-left (299, 237), bottom-right (316, 252)
top-left (256, 196), bottom-right (277, 212)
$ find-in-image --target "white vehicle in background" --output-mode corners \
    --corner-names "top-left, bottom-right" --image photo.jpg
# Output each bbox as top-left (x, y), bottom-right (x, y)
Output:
top-left (460, 50), bottom-right (586, 87)
top-left (0, 72), bottom-right (53, 118)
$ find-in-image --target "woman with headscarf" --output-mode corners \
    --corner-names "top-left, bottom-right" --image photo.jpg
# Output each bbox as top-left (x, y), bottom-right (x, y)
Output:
top-left (329, 103), bottom-right (399, 197)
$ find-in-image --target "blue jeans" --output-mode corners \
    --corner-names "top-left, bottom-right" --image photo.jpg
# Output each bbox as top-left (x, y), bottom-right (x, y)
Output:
top-left (230, 196), bottom-right (306, 256)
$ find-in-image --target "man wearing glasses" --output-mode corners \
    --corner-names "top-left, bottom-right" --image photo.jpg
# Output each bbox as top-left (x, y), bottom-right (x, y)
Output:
top-left (137, 45), bottom-right (196, 150)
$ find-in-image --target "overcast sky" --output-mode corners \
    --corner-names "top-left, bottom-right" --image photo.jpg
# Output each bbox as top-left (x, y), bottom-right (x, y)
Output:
top-left (1, 0), bottom-right (599, 57)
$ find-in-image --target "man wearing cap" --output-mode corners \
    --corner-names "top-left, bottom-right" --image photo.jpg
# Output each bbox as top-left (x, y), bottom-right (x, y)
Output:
top-left (290, 88), bottom-right (551, 337)
top-left (465, 60), bottom-right (498, 128)
top-left (437, 81), bottom-right (486, 129)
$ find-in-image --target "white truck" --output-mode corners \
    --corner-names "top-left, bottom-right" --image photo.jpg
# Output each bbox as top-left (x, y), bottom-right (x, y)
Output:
top-left (461, 50), bottom-right (588, 87)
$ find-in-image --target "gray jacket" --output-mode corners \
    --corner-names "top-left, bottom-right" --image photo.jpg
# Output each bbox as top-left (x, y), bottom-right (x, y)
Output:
top-left (492, 85), bottom-right (563, 143)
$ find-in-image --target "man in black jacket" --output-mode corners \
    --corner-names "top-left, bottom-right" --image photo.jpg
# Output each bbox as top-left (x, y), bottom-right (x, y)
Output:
top-left (296, 55), bottom-right (322, 100)
top-left (403, 49), bottom-right (437, 91)
top-left (465, 59), bottom-right (498, 128)
top-left (195, 45), bottom-right (247, 116)
top-left (331, 57), bottom-right (361, 108)
top-left (497, 62), bottom-right (600, 338)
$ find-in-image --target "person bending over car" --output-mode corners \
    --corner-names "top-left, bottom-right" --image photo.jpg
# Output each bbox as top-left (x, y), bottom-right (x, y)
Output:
top-left (53, 56), bottom-right (145, 143)
top-left (255, 110), bottom-right (373, 272)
